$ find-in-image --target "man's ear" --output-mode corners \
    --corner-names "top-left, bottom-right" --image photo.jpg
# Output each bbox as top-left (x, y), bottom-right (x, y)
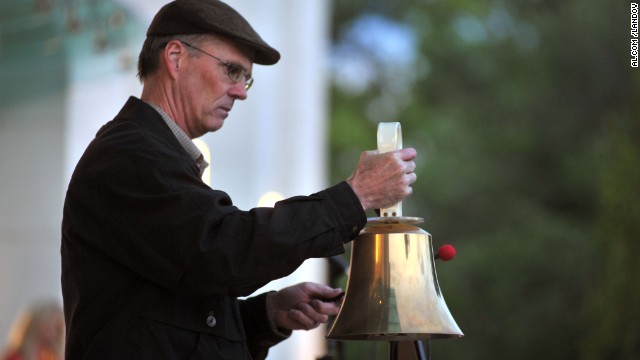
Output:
top-left (163, 40), bottom-right (184, 79)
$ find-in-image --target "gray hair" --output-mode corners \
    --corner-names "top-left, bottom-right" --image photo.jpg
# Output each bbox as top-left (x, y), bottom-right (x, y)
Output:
top-left (137, 34), bottom-right (208, 81)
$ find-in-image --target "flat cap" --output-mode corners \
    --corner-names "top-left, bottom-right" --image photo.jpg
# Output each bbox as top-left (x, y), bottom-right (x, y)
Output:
top-left (147, 0), bottom-right (280, 65)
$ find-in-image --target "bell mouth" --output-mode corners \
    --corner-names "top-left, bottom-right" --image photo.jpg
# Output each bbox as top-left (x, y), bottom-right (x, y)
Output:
top-left (327, 332), bottom-right (463, 341)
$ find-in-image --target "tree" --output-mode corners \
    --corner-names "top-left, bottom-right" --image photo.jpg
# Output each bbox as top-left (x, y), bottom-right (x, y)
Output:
top-left (328, 0), bottom-right (639, 358)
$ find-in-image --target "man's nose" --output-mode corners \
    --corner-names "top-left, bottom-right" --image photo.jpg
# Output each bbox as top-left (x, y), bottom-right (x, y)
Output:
top-left (229, 81), bottom-right (248, 100)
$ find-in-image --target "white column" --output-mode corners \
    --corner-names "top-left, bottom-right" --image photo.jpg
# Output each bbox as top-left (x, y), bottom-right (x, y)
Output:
top-left (0, 93), bottom-right (66, 341)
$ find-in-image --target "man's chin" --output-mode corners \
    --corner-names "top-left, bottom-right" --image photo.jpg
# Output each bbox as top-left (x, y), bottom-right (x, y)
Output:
top-left (207, 119), bottom-right (225, 133)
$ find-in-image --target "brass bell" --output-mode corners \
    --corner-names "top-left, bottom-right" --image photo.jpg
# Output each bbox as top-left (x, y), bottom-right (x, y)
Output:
top-left (326, 122), bottom-right (463, 342)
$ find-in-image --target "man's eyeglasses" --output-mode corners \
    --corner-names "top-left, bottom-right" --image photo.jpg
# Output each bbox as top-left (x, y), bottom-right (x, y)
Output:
top-left (180, 40), bottom-right (254, 90)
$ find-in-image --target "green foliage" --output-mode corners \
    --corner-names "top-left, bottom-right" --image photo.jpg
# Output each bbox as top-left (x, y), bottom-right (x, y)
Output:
top-left (580, 117), bottom-right (640, 359)
top-left (329, 0), bottom-right (639, 358)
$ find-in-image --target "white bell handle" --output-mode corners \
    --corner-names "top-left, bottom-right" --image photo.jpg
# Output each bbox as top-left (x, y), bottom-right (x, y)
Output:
top-left (377, 122), bottom-right (403, 217)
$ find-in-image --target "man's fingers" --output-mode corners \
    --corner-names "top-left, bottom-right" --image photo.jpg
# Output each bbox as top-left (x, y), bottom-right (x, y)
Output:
top-left (310, 299), bottom-right (340, 316)
top-left (288, 307), bottom-right (323, 330)
top-left (297, 302), bottom-right (329, 323)
top-left (398, 147), bottom-right (417, 160)
top-left (405, 160), bottom-right (416, 174)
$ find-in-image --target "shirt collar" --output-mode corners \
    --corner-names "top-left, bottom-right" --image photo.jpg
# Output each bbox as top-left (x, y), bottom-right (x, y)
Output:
top-left (145, 101), bottom-right (209, 176)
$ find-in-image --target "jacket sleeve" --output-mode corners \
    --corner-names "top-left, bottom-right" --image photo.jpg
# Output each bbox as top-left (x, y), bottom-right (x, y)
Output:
top-left (63, 119), bottom-right (367, 298)
top-left (239, 292), bottom-right (291, 360)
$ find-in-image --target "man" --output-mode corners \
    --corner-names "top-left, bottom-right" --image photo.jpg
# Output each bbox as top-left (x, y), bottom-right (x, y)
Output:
top-left (61, 0), bottom-right (417, 359)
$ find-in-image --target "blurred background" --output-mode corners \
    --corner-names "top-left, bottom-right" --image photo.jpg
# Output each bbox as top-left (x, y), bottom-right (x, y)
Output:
top-left (1, 0), bottom-right (638, 359)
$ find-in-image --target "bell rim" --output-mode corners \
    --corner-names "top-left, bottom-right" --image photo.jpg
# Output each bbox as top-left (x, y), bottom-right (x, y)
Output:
top-left (326, 332), bottom-right (464, 341)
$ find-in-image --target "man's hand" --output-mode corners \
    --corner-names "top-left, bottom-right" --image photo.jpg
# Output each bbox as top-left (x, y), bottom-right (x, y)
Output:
top-left (268, 282), bottom-right (343, 331)
top-left (346, 148), bottom-right (417, 210)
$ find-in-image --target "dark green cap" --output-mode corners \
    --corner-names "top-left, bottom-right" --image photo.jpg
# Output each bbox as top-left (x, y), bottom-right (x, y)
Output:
top-left (147, 0), bottom-right (280, 65)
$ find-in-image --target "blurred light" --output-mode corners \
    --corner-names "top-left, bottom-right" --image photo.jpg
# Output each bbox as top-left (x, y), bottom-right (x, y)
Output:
top-left (193, 139), bottom-right (211, 186)
top-left (331, 13), bottom-right (417, 94)
top-left (453, 15), bottom-right (488, 44)
top-left (346, 14), bottom-right (417, 65)
top-left (486, 6), bottom-right (516, 41)
top-left (257, 191), bottom-right (284, 207)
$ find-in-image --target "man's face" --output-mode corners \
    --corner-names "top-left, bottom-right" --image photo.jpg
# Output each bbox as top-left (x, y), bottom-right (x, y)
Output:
top-left (177, 37), bottom-right (253, 138)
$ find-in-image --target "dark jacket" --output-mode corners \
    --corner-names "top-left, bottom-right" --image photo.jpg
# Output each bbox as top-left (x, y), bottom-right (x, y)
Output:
top-left (61, 97), bottom-right (366, 359)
